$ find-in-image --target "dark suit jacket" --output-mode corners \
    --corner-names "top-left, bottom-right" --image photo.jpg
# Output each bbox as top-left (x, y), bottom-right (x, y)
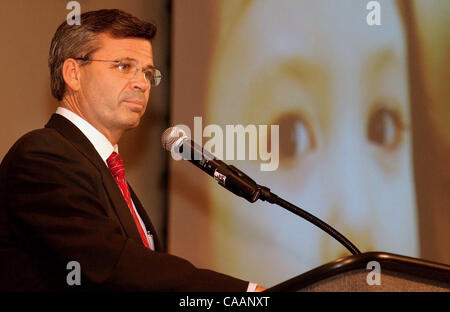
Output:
top-left (0, 114), bottom-right (248, 291)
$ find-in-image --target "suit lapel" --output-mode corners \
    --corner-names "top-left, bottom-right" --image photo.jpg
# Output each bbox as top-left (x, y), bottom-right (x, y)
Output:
top-left (45, 114), bottom-right (144, 245)
top-left (129, 185), bottom-right (162, 251)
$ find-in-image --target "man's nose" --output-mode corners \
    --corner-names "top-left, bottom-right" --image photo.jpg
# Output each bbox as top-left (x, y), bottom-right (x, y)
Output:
top-left (130, 71), bottom-right (150, 92)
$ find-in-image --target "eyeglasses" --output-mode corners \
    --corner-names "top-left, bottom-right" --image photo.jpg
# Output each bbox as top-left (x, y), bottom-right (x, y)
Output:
top-left (75, 57), bottom-right (162, 87)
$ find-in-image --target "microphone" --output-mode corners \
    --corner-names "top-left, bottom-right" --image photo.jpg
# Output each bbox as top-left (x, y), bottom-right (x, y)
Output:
top-left (161, 126), bottom-right (361, 255)
top-left (161, 126), bottom-right (268, 203)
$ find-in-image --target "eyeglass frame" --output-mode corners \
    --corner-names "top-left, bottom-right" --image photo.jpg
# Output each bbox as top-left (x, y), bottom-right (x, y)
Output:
top-left (74, 57), bottom-right (162, 87)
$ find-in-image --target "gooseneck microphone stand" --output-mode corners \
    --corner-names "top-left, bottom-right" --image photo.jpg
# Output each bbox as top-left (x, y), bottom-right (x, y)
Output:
top-left (259, 187), bottom-right (361, 255)
top-left (223, 164), bottom-right (361, 256)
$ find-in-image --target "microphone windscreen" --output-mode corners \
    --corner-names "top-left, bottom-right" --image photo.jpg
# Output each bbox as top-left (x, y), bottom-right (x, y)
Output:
top-left (161, 126), bottom-right (187, 151)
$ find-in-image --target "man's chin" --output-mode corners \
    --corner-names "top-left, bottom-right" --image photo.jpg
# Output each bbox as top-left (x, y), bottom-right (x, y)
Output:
top-left (121, 113), bottom-right (143, 130)
top-left (129, 117), bottom-right (142, 129)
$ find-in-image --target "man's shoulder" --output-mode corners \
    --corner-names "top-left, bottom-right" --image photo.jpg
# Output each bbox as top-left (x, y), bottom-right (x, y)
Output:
top-left (5, 127), bottom-right (67, 156)
top-left (1, 126), bottom-right (85, 170)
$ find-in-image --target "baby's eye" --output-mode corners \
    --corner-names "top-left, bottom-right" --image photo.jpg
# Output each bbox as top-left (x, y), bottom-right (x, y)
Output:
top-left (367, 105), bottom-right (404, 150)
top-left (269, 112), bottom-right (316, 165)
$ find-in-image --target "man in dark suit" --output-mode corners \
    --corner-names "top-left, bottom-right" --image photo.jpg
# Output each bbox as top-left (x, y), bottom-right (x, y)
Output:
top-left (0, 9), bottom-right (262, 291)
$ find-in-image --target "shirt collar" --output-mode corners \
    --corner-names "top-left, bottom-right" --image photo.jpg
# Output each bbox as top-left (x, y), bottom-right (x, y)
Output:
top-left (55, 107), bottom-right (118, 164)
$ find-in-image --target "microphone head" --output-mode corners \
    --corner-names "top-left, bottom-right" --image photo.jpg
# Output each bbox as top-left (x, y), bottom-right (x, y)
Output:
top-left (161, 126), bottom-right (188, 152)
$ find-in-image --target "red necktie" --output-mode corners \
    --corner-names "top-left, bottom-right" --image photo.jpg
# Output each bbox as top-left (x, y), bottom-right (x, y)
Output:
top-left (106, 152), bottom-right (150, 248)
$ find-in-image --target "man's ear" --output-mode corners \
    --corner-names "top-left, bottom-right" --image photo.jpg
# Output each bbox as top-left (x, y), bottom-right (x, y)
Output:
top-left (62, 58), bottom-right (82, 93)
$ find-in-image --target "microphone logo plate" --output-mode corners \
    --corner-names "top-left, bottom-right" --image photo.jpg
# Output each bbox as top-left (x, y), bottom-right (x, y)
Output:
top-left (213, 170), bottom-right (227, 186)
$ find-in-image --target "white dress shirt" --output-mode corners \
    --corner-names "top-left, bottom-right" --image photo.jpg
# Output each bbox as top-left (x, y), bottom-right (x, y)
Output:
top-left (55, 107), bottom-right (155, 250)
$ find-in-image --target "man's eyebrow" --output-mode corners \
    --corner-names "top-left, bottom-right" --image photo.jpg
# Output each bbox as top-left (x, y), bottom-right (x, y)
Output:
top-left (142, 64), bottom-right (156, 70)
top-left (119, 57), bottom-right (155, 69)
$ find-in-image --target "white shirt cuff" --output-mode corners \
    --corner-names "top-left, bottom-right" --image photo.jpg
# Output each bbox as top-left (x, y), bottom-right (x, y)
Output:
top-left (246, 282), bottom-right (258, 292)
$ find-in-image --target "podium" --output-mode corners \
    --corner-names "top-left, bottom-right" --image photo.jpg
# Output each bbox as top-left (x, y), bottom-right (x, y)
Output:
top-left (266, 252), bottom-right (450, 292)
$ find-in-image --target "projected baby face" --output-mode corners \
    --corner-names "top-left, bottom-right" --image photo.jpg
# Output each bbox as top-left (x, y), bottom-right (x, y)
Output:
top-left (207, 0), bottom-right (418, 284)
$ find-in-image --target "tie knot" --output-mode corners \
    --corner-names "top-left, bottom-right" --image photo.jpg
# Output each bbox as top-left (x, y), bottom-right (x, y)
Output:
top-left (107, 152), bottom-right (125, 178)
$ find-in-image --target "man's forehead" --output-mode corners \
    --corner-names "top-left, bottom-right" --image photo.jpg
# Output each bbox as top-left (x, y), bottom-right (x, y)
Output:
top-left (95, 33), bottom-right (153, 63)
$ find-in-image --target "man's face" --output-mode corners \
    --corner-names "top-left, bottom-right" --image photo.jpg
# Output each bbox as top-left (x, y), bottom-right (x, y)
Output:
top-left (206, 0), bottom-right (418, 284)
top-left (77, 33), bottom-right (153, 136)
